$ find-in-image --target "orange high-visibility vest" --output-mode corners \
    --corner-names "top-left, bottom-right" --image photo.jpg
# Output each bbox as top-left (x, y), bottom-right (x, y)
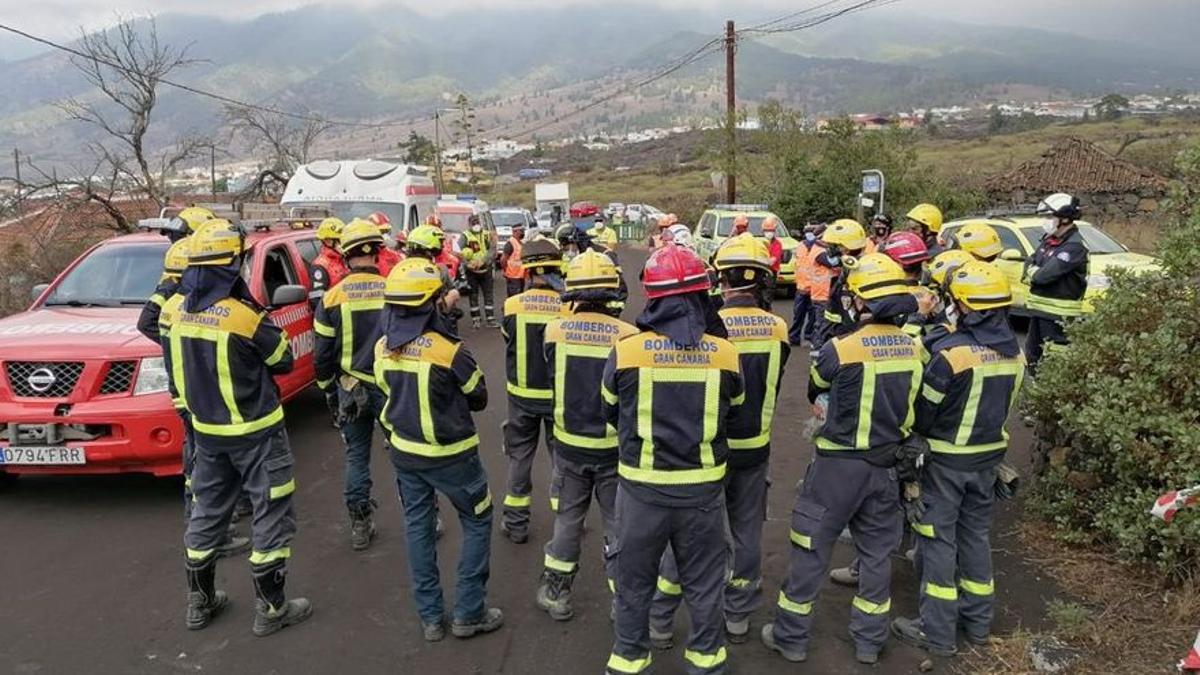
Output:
top-left (794, 244), bottom-right (821, 294)
top-left (809, 261), bottom-right (838, 304)
top-left (503, 237), bottom-right (524, 280)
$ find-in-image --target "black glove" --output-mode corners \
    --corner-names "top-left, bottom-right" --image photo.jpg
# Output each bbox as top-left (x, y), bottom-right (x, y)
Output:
top-left (902, 481), bottom-right (926, 526)
top-left (994, 463), bottom-right (1021, 500)
top-left (323, 387), bottom-right (339, 417)
top-left (895, 435), bottom-right (929, 483)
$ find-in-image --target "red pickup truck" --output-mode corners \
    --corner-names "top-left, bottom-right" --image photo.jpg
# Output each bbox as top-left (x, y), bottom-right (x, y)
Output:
top-left (0, 225), bottom-right (320, 478)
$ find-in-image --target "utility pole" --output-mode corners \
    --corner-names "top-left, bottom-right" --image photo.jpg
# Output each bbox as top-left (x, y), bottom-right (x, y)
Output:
top-left (210, 144), bottom-right (217, 198)
top-left (13, 147), bottom-right (22, 216)
top-left (725, 19), bottom-right (737, 204)
top-left (433, 112), bottom-right (445, 195)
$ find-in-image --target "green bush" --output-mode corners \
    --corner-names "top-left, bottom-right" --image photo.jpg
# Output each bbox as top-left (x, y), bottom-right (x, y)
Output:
top-left (1028, 145), bottom-right (1200, 576)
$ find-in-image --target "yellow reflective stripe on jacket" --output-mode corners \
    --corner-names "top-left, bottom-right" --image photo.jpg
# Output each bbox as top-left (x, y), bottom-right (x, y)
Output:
top-left (553, 343), bottom-right (614, 447)
top-left (683, 648), bottom-right (727, 669)
top-left (853, 359), bottom-right (921, 448)
top-left (606, 652), bottom-right (652, 674)
top-left (554, 426), bottom-right (619, 449)
top-left (729, 431), bottom-right (771, 450)
top-left (810, 363), bottom-right (830, 389)
top-left (313, 321), bottom-right (336, 338)
top-left (249, 547), bottom-right (292, 565)
top-left (192, 405), bottom-right (284, 437)
top-left (216, 333), bottom-right (244, 425)
top-left (924, 581), bottom-right (958, 601)
top-left (511, 313), bottom-right (554, 398)
top-left (545, 554), bottom-right (578, 574)
top-left (269, 478), bottom-right (295, 500)
top-left (657, 576), bottom-right (682, 595)
top-left (852, 596), bottom-right (891, 615)
top-left (388, 432), bottom-right (480, 458)
top-left (601, 383), bottom-right (617, 405)
top-left (928, 438), bottom-right (1009, 455)
top-left (619, 462), bottom-right (726, 485)
top-left (959, 578), bottom-right (995, 596)
top-left (169, 330), bottom-right (188, 410)
top-left (149, 293), bottom-right (166, 308)
top-left (777, 591), bottom-right (813, 615)
top-left (921, 383), bottom-right (945, 404)
top-left (461, 368), bottom-right (483, 394)
top-left (953, 361), bottom-right (1025, 446)
top-left (789, 529), bottom-right (812, 549)
top-left (1027, 293), bottom-right (1083, 318)
top-left (506, 382), bottom-right (553, 399)
top-left (264, 334), bottom-right (289, 367)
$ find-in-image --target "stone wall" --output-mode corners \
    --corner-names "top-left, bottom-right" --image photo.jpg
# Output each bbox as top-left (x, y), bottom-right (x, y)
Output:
top-left (995, 188), bottom-right (1165, 226)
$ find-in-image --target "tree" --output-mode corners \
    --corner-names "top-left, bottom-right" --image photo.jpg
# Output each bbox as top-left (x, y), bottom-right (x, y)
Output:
top-left (988, 105), bottom-right (1005, 134)
top-left (54, 18), bottom-right (205, 231)
top-left (1095, 93), bottom-right (1131, 121)
top-left (399, 130), bottom-right (437, 165)
top-left (452, 93), bottom-right (477, 183)
top-left (225, 105), bottom-right (331, 198)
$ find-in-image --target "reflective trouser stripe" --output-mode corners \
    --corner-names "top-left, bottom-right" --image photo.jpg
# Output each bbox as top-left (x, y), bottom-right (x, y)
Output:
top-left (186, 547), bottom-right (215, 561)
top-left (544, 554), bottom-right (577, 574)
top-left (606, 652), bottom-right (652, 673)
top-left (249, 547), bottom-right (292, 566)
top-left (912, 522), bottom-right (935, 538)
top-left (924, 581), bottom-right (958, 601)
top-left (549, 496), bottom-right (559, 512)
top-left (777, 591), bottom-right (812, 615)
top-left (269, 478), bottom-right (295, 499)
top-left (852, 596), bottom-right (891, 614)
top-left (504, 494), bottom-right (532, 508)
top-left (684, 647), bottom-right (727, 669)
top-left (959, 578), bottom-right (995, 596)
top-left (789, 529), bottom-right (812, 549)
top-left (474, 491), bottom-right (492, 515)
top-left (656, 576), bottom-right (681, 596)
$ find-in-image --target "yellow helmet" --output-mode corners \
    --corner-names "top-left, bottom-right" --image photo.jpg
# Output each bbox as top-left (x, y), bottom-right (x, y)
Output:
top-left (947, 260), bottom-right (1012, 311)
top-left (187, 220), bottom-right (243, 267)
top-left (406, 224), bottom-right (445, 253)
top-left (713, 233), bottom-right (773, 274)
top-left (521, 238), bottom-right (564, 272)
top-left (906, 203), bottom-right (944, 233)
top-left (176, 206), bottom-right (215, 234)
top-left (928, 250), bottom-right (975, 287)
top-left (384, 258), bottom-right (445, 307)
top-left (822, 219), bottom-right (868, 251)
top-left (317, 217), bottom-right (345, 243)
top-left (163, 238), bottom-right (191, 276)
top-left (843, 252), bottom-right (910, 300)
top-left (565, 250), bottom-right (621, 291)
top-left (339, 218), bottom-right (384, 256)
top-left (955, 221), bottom-right (1003, 261)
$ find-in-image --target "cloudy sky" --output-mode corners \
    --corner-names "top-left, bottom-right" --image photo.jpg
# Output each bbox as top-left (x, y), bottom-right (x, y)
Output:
top-left (1, 0), bottom-right (1196, 58)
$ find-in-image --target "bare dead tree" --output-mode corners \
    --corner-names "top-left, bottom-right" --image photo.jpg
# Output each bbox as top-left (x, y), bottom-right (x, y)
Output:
top-left (51, 17), bottom-right (203, 230)
top-left (225, 105), bottom-right (331, 198)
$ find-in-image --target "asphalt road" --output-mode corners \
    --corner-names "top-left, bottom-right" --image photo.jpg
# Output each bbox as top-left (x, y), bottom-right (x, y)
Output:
top-left (0, 246), bottom-right (1056, 675)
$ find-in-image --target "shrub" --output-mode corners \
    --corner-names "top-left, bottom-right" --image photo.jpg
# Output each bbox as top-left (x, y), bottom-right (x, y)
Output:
top-left (1028, 144), bottom-right (1200, 576)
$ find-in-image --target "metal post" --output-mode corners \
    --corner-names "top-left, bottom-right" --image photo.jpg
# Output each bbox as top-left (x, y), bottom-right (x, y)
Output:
top-left (433, 112), bottom-right (445, 195)
top-left (13, 147), bottom-right (22, 215)
top-left (725, 19), bottom-right (737, 204)
top-left (210, 145), bottom-right (217, 197)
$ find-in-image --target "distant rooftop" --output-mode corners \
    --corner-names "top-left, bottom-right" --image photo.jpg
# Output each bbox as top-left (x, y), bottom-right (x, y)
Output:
top-left (985, 137), bottom-right (1170, 195)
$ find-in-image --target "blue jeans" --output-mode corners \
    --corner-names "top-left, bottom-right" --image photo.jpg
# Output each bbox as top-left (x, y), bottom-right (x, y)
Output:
top-left (341, 384), bottom-right (385, 508)
top-left (789, 293), bottom-right (812, 345)
top-left (392, 452), bottom-right (494, 625)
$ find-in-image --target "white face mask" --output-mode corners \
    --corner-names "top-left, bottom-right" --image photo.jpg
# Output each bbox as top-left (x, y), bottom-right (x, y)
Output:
top-left (944, 302), bottom-right (959, 327)
top-left (765, 231), bottom-right (776, 240)
top-left (471, 224), bottom-right (482, 233)
top-left (1041, 218), bottom-right (1058, 235)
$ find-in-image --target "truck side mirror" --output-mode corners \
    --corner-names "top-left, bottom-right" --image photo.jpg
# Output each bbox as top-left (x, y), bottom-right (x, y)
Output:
top-left (999, 248), bottom-right (1024, 261)
top-left (271, 285), bottom-right (307, 307)
top-left (699, 228), bottom-right (713, 239)
top-left (30, 284), bottom-right (49, 302)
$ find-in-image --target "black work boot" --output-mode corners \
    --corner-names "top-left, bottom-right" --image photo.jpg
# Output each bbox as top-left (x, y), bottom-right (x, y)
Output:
top-left (891, 617), bottom-right (957, 657)
top-left (185, 557), bottom-right (228, 630)
top-left (451, 607), bottom-right (504, 638)
top-left (535, 570), bottom-right (575, 621)
top-left (349, 500), bottom-right (377, 552)
top-left (252, 562), bottom-right (313, 637)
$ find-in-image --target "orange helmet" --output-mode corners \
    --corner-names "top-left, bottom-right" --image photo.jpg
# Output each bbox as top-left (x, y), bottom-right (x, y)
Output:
top-left (733, 214), bottom-right (750, 233)
top-left (426, 214), bottom-right (442, 228)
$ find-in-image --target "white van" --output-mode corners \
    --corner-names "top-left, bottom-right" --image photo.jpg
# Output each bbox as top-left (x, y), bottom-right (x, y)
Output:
top-left (281, 159), bottom-right (438, 234)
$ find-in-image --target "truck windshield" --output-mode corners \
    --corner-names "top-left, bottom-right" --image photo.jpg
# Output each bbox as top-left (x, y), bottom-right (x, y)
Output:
top-left (1019, 224), bottom-right (1127, 254)
top-left (323, 203), bottom-right (407, 229)
top-left (493, 212), bottom-right (527, 228)
top-left (438, 212), bottom-right (472, 233)
top-left (717, 216), bottom-right (791, 238)
top-left (43, 242), bottom-right (168, 307)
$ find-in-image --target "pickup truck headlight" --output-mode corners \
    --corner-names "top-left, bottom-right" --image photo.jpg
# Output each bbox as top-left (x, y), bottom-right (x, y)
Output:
top-left (133, 357), bottom-right (170, 396)
top-left (1086, 274), bottom-right (1111, 291)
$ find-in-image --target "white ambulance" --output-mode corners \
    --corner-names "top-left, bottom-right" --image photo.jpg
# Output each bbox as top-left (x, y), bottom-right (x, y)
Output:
top-left (280, 159), bottom-right (438, 234)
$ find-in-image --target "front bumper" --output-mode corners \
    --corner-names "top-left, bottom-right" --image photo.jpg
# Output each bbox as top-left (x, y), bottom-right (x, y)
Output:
top-left (0, 393), bottom-right (183, 476)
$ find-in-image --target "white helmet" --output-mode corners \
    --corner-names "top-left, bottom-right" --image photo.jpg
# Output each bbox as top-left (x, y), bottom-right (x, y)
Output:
top-left (1036, 192), bottom-right (1082, 221)
top-left (667, 224), bottom-right (693, 249)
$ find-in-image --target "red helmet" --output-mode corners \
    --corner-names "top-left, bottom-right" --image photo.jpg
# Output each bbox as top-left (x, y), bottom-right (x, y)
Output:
top-left (367, 211), bottom-right (391, 226)
top-left (642, 243), bottom-right (711, 300)
top-left (880, 231), bottom-right (930, 267)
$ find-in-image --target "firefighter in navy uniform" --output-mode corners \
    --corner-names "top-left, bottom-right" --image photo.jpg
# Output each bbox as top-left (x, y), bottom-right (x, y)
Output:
top-left (1024, 192), bottom-right (1089, 372)
top-left (892, 261), bottom-right (1025, 656)
top-left (811, 219), bottom-right (872, 349)
top-left (139, 237), bottom-right (193, 342)
top-left (310, 217), bottom-right (348, 306)
top-left (173, 221), bottom-right (312, 637)
top-left (535, 250), bottom-right (638, 621)
top-left (604, 243), bottom-right (744, 675)
top-left (762, 253), bottom-right (923, 666)
top-left (375, 258), bottom-right (502, 642)
top-left (648, 235), bottom-right (790, 647)
top-left (314, 219), bottom-right (388, 551)
top-left (499, 238), bottom-right (565, 544)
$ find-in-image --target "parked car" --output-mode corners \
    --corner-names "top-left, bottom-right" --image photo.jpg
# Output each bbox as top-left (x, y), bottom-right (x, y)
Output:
top-left (941, 214), bottom-right (1159, 315)
top-left (625, 203), bottom-right (665, 225)
top-left (693, 204), bottom-right (800, 296)
top-left (604, 202), bottom-right (626, 219)
top-left (570, 201), bottom-right (600, 219)
top-left (0, 224), bottom-right (319, 478)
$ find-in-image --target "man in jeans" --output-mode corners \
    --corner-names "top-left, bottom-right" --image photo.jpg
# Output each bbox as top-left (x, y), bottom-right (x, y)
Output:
top-left (315, 219), bottom-right (389, 551)
top-left (375, 258), bottom-right (501, 642)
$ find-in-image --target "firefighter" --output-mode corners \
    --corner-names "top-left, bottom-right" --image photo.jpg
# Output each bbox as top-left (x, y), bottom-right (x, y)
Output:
top-left (789, 223), bottom-right (825, 347)
top-left (604, 243), bottom-right (744, 675)
top-left (375, 258), bottom-right (501, 642)
top-left (314, 219), bottom-right (388, 552)
top-left (954, 222), bottom-right (1004, 263)
top-left (406, 225), bottom-right (463, 331)
top-left (762, 253), bottom-right (923, 666)
top-left (165, 206), bottom-right (216, 242)
top-left (811, 219), bottom-right (871, 349)
top-left (173, 220), bottom-right (311, 636)
top-left (869, 214), bottom-right (893, 247)
top-left (311, 217), bottom-right (348, 305)
top-left (535, 250), bottom-right (637, 622)
top-left (649, 214), bottom-right (676, 249)
top-left (366, 212), bottom-right (403, 275)
top-left (762, 218), bottom-right (784, 303)
top-left (891, 261), bottom-right (1025, 656)
top-left (143, 240), bottom-right (253, 558)
top-left (648, 236), bottom-right (789, 648)
top-left (500, 238), bottom-right (565, 544)
top-left (905, 203), bottom-right (944, 257)
top-left (500, 223), bottom-right (527, 298)
top-left (591, 214), bottom-right (619, 249)
top-left (459, 214), bottom-right (497, 329)
top-left (1024, 192), bottom-right (1088, 372)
